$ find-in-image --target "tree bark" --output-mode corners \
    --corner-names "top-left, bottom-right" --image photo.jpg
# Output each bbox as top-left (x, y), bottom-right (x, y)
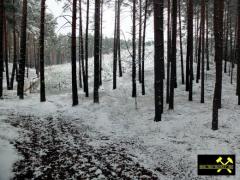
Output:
top-left (85, 0), bottom-right (90, 97)
top-left (17, 0), bottom-right (28, 99)
top-left (79, 0), bottom-right (85, 90)
top-left (10, 0), bottom-right (17, 90)
top-left (141, 0), bottom-right (148, 96)
top-left (200, 0), bottom-right (205, 103)
top-left (154, 0), bottom-right (164, 122)
top-left (212, 0), bottom-right (224, 130)
top-left (39, 0), bottom-right (46, 102)
top-left (94, 0), bottom-right (100, 103)
top-left (132, 0), bottom-right (137, 98)
top-left (0, 0), bottom-right (3, 98)
top-left (138, 0), bottom-right (142, 83)
top-left (71, 0), bottom-right (79, 106)
top-left (186, 0), bottom-right (193, 101)
top-left (169, 0), bottom-right (177, 109)
top-left (237, 0), bottom-right (240, 105)
top-left (178, 0), bottom-right (184, 84)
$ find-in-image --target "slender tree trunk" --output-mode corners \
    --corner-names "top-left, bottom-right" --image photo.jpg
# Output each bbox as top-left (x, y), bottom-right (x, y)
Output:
top-left (154, 0), bottom-right (164, 122)
top-left (196, 17), bottom-right (202, 83)
top-left (237, 0), bottom-right (240, 105)
top-left (206, 0), bottom-right (210, 71)
top-left (10, 0), bottom-right (17, 90)
top-left (94, 0), bottom-right (100, 103)
top-left (187, 0), bottom-right (193, 101)
top-left (0, 0), bottom-right (3, 98)
top-left (99, 0), bottom-right (103, 84)
top-left (71, 0), bottom-right (79, 106)
top-left (169, 0), bottom-right (177, 109)
top-left (39, 0), bottom-right (46, 102)
top-left (132, 0), bottom-right (137, 98)
top-left (113, 0), bottom-right (117, 89)
top-left (200, 0), bottom-right (205, 103)
top-left (79, 0), bottom-right (85, 90)
top-left (117, 0), bottom-right (122, 78)
top-left (138, 0), bottom-right (142, 83)
top-left (224, 0), bottom-right (230, 73)
top-left (178, 0), bottom-right (184, 84)
top-left (167, 0), bottom-right (171, 102)
top-left (85, 0), bottom-right (89, 97)
top-left (141, 0), bottom-right (148, 95)
top-left (3, 12), bottom-right (9, 89)
top-left (17, 0), bottom-right (28, 99)
top-left (212, 0), bottom-right (224, 130)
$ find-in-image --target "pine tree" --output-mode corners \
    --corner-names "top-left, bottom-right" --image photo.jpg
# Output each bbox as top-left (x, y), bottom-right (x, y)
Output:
top-left (169, 0), bottom-right (177, 109)
top-left (138, 0), bottom-right (142, 83)
top-left (132, 0), bottom-right (137, 98)
top-left (154, 0), bottom-right (164, 122)
top-left (79, 0), bottom-right (85, 90)
top-left (113, 0), bottom-right (118, 90)
top-left (39, 0), bottom-right (46, 102)
top-left (3, 12), bottom-right (9, 89)
top-left (9, 0), bottom-right (17, 90)
top-left (212, 0), bottom-right (224, 130)
top-left (141, 0), bottom-right (148, 96)
top-left (18, 0), bottom-right (28, 99)
top-left (237, 0), bottom-right (240, 105)
top-left (200, 0), bottom-right (205, 103)
top-left (0, 0), bottom-right (3, 98)
top-left (71, 0), bottom-right (79, 106)
top-left (94, 0), bottom-right (100, 103)
top-left (85, 0), bottom-right (90, 97)
top-left (186, 0), bottom-right (193, 101)
top-left (178, 0), bottom-right (184, 85)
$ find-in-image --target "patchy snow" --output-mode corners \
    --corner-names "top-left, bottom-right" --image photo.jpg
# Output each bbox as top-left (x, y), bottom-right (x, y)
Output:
top-left (0, 115), bottom-right (19, 180)
top-left (0, 44), bottom-right (240, 179)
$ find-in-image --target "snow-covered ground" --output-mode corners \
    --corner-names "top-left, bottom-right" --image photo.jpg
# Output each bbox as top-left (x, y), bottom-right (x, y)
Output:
top-left (0, 45), bottom-right (240, 179)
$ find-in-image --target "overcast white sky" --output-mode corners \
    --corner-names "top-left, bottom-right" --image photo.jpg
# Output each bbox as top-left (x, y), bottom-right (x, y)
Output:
top-left (46, 1), bottom-right (154, 41)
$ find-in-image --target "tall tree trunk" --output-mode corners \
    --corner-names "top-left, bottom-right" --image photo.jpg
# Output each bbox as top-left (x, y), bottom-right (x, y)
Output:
top-left (0, 0), bottom-right (3, 98)
top-left (39, 0), bottom-right (46, 102)
top-left (79, 0), bottom-right (85, 90)
top-left (138, 0), bottom-right (142, 83)
top-left (3, 12), bottom-right (9, 89)
top-left (237, 0), bottom-right (240, 105)
top-left (141, 0), bottom-right (148, 96)
top-left (154, 0), bottom-right (164, 121)
top-left (85, 0), bottom-right (89, 97)
top-left (99, 0), bottom-right (104, 84)
top-left (117, 0), bottom-right (122, 77)
top-left (132, 0), bottom-right (137, 98)
top-left (113, 0), bottom-right (117, 89)
top-left (71, 0), bottom-right (79, 106)
top-left (196, 16), bottom-right (202, 84)
top-left (17, 0), bottom-right (28, 99)
top-left (224, 0), bottom-right (230, 73)
top-left (169, 0), bottom-right (177, 109)
top-left (206, 0), bottom-right (210, 71)
top-left (200, 0), bottom-right (205, 103)
top-left (178, 0), bottom-right (184, 84)
top-left (10, 0), bottom-right (17, 90)
top-left (212, 0), bottom-right (224, 130)
top-left (94, 0), bottom-right (100, 103)
top-left (167, 0), bottom-right (171, 102)
top-left (186, 0), bottom-right (193, 101)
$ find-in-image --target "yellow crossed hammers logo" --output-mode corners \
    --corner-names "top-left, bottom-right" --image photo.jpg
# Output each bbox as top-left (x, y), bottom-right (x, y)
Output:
top-left (216, 157), bottom-right (234, 174)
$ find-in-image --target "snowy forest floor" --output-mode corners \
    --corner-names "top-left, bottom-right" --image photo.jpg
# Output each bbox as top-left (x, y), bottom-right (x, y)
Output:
top-left (1, 46), bottom-right (240, 179)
